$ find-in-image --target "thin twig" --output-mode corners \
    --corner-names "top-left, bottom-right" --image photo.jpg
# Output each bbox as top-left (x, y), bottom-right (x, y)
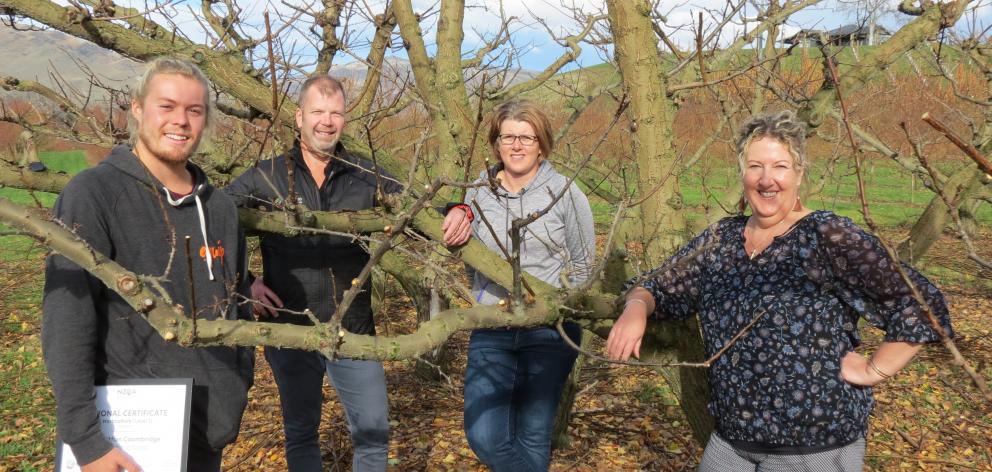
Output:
top-left (263, 10), bottom-right (298, 217)
top-left (468, 199), bottom-right (535, 299)
top-left (695, 11), bottom-right (708, 85)
top-left (471, 199), bottom-right (511, 260)
top-left (826, 55), bottom-right (991, 400)
top-left (900, 123), bottom-right (992, 272)
top-left (183, 236), bottom-right (197, 338)
top-left (580, 200), bottom-right (627, 292)
top-left (460, 73), bottom-right (488, 202)
top-left (506, 96), bottom-right (628, 305)
top-left (921, 112), bottom-right (992, 176)
top-left (325, 178), bottom-right (449, 357)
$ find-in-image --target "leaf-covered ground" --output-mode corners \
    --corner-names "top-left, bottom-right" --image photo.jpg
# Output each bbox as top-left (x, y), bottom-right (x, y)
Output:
top-left (222, 291), bottom-right (991, 471)
top-left (1, 234), bottom-right (990, 471)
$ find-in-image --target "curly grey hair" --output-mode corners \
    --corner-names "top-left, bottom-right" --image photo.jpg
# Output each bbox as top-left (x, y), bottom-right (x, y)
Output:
top-left (735, 110), bottom-right (808, 173)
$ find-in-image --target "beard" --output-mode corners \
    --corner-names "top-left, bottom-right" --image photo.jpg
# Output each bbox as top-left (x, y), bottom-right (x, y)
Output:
top-left (300, 128), bottom-right (339, 159)
top-left (137, 125), bottom-right (201, 165)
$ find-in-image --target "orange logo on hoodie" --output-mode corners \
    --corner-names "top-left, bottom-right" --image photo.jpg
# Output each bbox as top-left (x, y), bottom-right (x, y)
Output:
top-left (199, 241), bottom-right (226, 260)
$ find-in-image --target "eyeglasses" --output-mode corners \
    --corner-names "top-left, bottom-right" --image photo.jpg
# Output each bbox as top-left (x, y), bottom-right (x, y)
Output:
top-left (498, 134), bottom-right (538, 146)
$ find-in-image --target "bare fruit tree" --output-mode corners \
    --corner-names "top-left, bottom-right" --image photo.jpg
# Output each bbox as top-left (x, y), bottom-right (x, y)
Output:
top-left (0, 0), bottom-right (989, 450)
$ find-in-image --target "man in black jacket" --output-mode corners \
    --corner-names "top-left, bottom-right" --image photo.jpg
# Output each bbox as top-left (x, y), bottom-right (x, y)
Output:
top-left (43, 57), bottom-right (254, 472)
top-left (227, 75), bottom-right (470, 471)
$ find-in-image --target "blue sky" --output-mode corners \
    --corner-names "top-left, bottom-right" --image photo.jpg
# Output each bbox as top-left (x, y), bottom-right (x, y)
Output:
top-left (97, 0), bottom-right (992, 72)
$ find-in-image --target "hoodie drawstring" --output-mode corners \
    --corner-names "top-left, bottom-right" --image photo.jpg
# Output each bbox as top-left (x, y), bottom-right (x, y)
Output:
top-left (164, 186), bottom-right (215, 281)
top-left (194, 193), bottom-right (215, 281)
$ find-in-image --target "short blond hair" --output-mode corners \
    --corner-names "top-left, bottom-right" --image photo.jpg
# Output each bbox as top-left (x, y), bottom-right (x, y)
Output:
top-left (298, 75), bottom-right (347, 106)
top-left (133, 57), bottom-right (212, 125)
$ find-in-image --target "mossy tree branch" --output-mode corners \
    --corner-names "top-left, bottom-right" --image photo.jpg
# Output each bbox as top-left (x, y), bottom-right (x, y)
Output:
top-left (0, 195), bottom-right (610, 361)
top-left (3, 0), bottom-right (296, 130)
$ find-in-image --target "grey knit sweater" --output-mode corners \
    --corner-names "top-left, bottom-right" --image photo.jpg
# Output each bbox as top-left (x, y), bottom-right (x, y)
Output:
top-left (465, 161), bottom-right (596, 305)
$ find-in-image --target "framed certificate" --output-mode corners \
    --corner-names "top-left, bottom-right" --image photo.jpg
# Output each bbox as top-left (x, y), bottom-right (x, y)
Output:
top-left (55, 378), bottom-right (193, 472)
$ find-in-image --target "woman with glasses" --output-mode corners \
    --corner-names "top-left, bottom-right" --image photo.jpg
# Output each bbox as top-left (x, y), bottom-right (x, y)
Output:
top-left (461, 100), bottom-right (596, 471)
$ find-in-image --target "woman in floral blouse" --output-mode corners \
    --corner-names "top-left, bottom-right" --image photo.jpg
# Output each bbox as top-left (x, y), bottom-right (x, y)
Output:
top-left (607, 110), bottom-right (953, 471)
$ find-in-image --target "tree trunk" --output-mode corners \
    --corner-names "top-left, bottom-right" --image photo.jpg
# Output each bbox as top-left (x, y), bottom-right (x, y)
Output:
top-left (606, 0), bottom-right (713, 444)
top-left (378, 250), bottom-right (451, 380)
top-left (898, 167), bottom-right (980, 263)
top-left (958, 194), bottom-right (985, 239)
top-left (552, 329), bottom-right (591, 451)
top-left (607, 0), bottom-right (687, 260)
top-left (413, 286), bottom-right (452, 381)
top-left (643, 319), bottom-right (714, 443)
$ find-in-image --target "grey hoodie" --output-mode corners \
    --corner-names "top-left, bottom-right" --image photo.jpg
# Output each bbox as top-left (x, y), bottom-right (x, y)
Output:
top-left (42, 145), bottom-right (254, 465)
top-left (466, 161), bottom-right (596, 305)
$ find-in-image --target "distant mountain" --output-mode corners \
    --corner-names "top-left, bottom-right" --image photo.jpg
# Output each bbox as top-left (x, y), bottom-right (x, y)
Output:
top-left (0, 24), bottom-right (143, 106)
top-left (331, 57), bottom-right (539, 93)
top-left (0, 24), bottom-right (537, 108)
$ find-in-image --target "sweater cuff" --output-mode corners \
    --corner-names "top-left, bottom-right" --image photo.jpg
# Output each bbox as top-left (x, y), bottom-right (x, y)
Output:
top-left (67, 430), bottom-right (115, 466)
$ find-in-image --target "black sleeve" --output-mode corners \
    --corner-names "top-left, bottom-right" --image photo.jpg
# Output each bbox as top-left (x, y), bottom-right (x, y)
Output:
top-left (236, 225), bottom-right (253, 320)
top-left (817, 215), bottom-right (953, 343)
top-left (41, 174), bottom-right (116, 464)
top-left (621, 226), bottom-right (717, 321)
top-left (224, 166), bottom-right (261, 208)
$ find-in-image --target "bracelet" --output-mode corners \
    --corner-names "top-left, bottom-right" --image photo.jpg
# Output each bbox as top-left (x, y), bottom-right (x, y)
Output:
top-left (868, 358), bottom-right (892, 380)
top-left (455, 204), bottom-right (474, 222)
top-left (625, 298), bottom-right (648, 311)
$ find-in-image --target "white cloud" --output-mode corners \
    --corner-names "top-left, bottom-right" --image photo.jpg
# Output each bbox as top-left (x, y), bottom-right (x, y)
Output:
top-left (50, 0), bottom-right (992, 69)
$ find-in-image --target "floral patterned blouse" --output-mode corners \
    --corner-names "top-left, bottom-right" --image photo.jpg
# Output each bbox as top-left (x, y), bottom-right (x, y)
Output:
top-left (626, 210), bottom-right (953, 452)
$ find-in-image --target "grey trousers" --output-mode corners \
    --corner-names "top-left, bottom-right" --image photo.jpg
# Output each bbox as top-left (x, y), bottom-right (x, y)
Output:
top-left (265, 347), bottom-right (390, 472)
top-left (698, 432), bottom-right (866, 472)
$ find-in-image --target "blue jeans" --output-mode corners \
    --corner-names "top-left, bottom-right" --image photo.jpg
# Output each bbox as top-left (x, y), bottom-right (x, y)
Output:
top-left (463, 324), bottom-right (581, 472)
top-left (265, 347), bottom-right (389, 472)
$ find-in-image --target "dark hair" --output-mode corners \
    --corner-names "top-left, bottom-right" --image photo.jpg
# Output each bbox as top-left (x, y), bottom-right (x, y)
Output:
top-left (488, 100), bottom-right (554, 162)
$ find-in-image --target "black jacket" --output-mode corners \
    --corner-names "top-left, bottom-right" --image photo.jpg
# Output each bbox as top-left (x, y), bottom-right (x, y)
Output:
top-left (226, 143), bottom-right (401, 334)
top-left (42, 145), bottom-right (254, 465)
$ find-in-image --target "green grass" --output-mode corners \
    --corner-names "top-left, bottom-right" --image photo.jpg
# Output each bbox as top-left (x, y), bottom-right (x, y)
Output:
top-left (1, 150), bottom-right (89, 262)
top-left (33, 150), bottom-right (89, 174)
top-left (0, 149), bottom-right (87, 205)
top-left (0, 151), bottom-right (87, 470)
top-left (679, 157), bottom-right (992, 229)
top-left (526, 44), bottom-right (974, 105)
top-left (0, 259), bottom-right (55, 472)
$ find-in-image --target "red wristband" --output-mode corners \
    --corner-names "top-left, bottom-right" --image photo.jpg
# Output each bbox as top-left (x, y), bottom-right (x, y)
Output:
top-left (452, 204), bottom-right (474, 222)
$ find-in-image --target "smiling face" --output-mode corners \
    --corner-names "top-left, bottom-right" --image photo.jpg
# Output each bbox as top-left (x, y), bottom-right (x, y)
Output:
top-left (296, 88), bottom-right (346, 160)
top-left (742, 136), bottom-right (804, 221)
top-left (131, 73), bottom-right (207, 166)
top-left (496, 119), bottom-right (542, 184)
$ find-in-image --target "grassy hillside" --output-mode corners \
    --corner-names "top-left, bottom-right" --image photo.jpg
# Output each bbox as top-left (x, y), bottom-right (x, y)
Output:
top-left (535, 44), bottom-right (965, 99)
